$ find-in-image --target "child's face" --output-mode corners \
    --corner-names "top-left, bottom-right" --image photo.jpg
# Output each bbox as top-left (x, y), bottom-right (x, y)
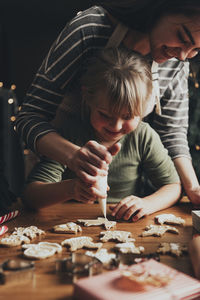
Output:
top-left (89, 90), bottom-right (140, 146)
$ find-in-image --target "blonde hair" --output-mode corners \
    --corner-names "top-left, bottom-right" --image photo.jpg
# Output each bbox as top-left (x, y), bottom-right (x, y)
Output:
top-left (81, 47), bottom-right (152, 118)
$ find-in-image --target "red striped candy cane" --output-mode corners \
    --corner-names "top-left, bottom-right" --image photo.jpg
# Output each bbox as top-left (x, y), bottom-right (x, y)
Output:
top-left (0, 225), bottom-right (8, 236)
top-left (0, 210), bottom-right (19, 224)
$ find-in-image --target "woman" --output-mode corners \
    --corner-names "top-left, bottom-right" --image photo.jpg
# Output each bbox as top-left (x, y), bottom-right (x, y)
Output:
top-left (16, 0), bottom-right (200, 204)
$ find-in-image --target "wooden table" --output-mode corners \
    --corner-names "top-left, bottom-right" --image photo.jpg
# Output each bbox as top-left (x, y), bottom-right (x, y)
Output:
top-left (0, 201), bottom-right (196, 300)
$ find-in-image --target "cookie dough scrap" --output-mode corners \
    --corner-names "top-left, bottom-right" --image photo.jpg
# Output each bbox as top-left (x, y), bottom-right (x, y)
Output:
top-left (22, 242), bottom-right (62, 259)
top-left (61, 236), bottom-right (103, 251)
top-left (114, 242), bottom-right (145, 254)
top-left (100, 230), bottom-right (135, 243)
top-left (77, 217), bottom-right (116, 230)
top-left (13, 226), bottom-right (45, 240)
top-left (157, 242), bottom-right (187, 257)
top-left (85, 248), bottom-right (116, 264)
top-left (53, 222), bottom-right (82, 234)
top-left (155, 214), bottom-right (185, 226)
top-left (141, 225), bottom-right (179, 237)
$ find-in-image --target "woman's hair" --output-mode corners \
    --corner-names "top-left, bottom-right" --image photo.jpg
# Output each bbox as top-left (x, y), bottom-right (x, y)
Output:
top-left (81, 47), bottom-right (152, 118)
top-left (97, 0), bottom-right (200, 32)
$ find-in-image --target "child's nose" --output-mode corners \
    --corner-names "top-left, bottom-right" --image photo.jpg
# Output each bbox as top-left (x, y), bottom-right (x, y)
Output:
top-left (109, 118), bottom-right (123, 131)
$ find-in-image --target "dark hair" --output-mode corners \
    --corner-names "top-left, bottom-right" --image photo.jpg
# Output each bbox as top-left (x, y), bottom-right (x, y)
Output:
top-left (81, 47), bottom-right (152, 118)
top-left (97, 0), bottom-right (200, 32)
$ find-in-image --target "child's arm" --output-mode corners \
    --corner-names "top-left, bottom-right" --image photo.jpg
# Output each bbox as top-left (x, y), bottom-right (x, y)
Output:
top-left (23, 177), bottom-right (107, 210)
top-left (109, 182), bottom-right (181, 221)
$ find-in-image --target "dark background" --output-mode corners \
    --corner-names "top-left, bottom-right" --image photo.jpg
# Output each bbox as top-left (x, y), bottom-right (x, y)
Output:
top-left (1, 0), bottom-right (93, 103)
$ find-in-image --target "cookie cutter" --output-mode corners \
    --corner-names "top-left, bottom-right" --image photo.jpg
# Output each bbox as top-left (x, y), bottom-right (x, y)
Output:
top-left (56, 253), bottom-right (103, 282)
top-left (118, 252), bottom-right (160, 266)
top-left (0, 259), bottom-right (35, 285)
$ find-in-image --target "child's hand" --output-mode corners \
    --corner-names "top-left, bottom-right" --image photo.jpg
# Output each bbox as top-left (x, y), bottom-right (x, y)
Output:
top-left (73, 178), bottom-right (107, 204)
top-left (109, 195), bottom-right (147, 221)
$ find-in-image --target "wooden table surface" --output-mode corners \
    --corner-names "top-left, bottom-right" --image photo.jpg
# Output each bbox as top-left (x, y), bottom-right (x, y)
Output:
top-left (0, 201), bottom-right (196, 300)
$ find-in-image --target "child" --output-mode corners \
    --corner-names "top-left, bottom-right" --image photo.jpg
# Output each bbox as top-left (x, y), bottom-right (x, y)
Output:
top-left (22, 47), bottom-right (181, 221)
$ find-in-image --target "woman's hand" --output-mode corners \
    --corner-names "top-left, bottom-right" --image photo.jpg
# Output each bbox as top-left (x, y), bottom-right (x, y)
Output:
top-left (72, 177), bottom-right (107, 204)
top-left (70, 140), bottom-right (121, 185)
top-left (109, 195), bottom-right (148, 221)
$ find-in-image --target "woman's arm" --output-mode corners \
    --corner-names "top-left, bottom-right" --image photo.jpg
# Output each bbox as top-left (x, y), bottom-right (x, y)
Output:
top-left (174, 156), bottom-right (200, 205)
top-left (16, 7), bottom-right (111, 155)
top-left (109, 182), bottom-right (181, 221)
top-left (153, 61), bottom-right (200, 203)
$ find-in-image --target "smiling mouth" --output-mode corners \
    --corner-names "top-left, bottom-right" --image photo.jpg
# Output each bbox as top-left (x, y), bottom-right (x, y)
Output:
top-left (104, 128), bottom-right (121, 137)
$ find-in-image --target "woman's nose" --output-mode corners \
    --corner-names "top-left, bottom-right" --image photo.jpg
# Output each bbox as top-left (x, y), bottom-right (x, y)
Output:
top-left (176, 46), bottom-right (196, 61)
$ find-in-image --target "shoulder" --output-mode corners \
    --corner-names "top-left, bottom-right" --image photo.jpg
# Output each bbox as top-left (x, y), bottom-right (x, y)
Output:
top-left (130, 122), bottom-right (163, 151)
top-left (158, 58), bottom-right (189, 77)
top-left (133, 121), bottom-right (158, 139)
top-left (62, 6), bottom-right (112, 38)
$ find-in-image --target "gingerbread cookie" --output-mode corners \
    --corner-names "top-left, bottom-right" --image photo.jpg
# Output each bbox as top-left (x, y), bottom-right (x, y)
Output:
top-left (61, 236), bottom-right (103, 251)
top-left (141, 225), bottom-right (179, 237)
top-left (114, 242), bottom-right (144, 254)
top-left (77, 217), bottom-right (116, 230)
top-left (13, 226), bottom-right (45, 239)
top-left (100, 230), bottom-right (135, 243)
top-left (22, 242), bottom-right (62, 259)
top-left (0, 225), bottom-right (45, 247)
top-left (157, 242), bottom-right (187, 257)
top-left (155, 214), bottom-right (185, 226)
top-left (85, 248), bottom-right (116, 264)
top-left (0, 234), bottom-right (30, 247)
top-left (53, 222), bottom-right (82, 234)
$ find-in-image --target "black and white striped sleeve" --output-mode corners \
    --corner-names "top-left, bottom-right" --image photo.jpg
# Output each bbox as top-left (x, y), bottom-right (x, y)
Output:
top-left (153, 59), bottom-right (190, 160)
top-left (15, 6), bottom-right (111, 152)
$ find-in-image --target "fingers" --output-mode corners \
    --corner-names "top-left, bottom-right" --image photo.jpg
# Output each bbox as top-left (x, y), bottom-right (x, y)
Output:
top-left (110, 196), bottom-right (146, 221)
top-left (74, 178), bottom-right (107, 204)
top-left (74, 141), bottom-right (110, 183)
top-left (86, 141), bottom-right (112, 166)
top-left (108, 142), bottom-right (121, 156)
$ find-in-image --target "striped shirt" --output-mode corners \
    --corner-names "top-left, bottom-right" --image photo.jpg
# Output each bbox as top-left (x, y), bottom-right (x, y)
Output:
top-left (16, 5), bottom-right (190, 160)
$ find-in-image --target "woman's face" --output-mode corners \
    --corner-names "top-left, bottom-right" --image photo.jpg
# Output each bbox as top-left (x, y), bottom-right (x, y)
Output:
top-left (149, 14), bottom-right (200, 63)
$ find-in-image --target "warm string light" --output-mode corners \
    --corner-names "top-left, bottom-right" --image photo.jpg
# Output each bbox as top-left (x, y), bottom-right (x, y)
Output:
top-left (196, 145), bottom-right (200, 151)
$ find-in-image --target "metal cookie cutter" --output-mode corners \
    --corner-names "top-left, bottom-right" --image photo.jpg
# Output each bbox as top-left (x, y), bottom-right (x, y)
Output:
top-left (118, 252), bottom-right (160, 266)
top-left (0, 259), bottom-right (35, 285)
top-left (56, 253), bottom-right (103, 283)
